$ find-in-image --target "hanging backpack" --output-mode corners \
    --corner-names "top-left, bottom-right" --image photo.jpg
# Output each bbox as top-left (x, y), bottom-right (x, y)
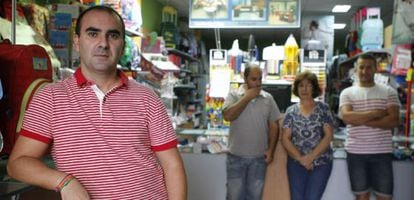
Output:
top-left (0, 39), bottom-right (52, 155)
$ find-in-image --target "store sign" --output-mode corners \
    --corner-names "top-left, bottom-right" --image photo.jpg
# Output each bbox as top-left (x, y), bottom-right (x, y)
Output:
top-left (189, 0), bottom-right (301, 28)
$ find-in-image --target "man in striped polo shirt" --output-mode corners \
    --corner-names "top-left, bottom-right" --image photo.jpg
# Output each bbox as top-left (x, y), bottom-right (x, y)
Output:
top-left (7, 6), bottom-right (187, 199)
top-left (339, 54), bottom-right (400, 200)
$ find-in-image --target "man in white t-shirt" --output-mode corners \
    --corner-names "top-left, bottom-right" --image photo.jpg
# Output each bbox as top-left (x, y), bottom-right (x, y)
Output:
top-left (339, 54), bottom-right (400, 200)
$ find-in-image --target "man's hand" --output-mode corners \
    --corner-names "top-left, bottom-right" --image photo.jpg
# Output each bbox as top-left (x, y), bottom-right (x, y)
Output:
top-left (243, 85), bottom-right (261, 101)
top-left (60, 178), bottom-right (90, 200)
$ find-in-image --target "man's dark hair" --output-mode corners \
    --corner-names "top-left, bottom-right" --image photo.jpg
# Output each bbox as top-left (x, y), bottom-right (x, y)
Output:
top-left (292, 70), bottom-right (321, 98)
top-left (75, 5), bottom-right (125, 39)
top-left (356, 53), bottom-right (377, 67)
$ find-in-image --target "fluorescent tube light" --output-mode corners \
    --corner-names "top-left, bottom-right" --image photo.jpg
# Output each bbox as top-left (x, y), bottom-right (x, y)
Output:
top-left (332, 5), bottom-right (351, 13)
top-left (334, 23), bottom-right (346, 29)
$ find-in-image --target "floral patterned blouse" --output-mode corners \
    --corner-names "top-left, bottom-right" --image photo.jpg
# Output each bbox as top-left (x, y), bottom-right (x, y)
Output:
top-left (283, 101), bottom-right (334, 166)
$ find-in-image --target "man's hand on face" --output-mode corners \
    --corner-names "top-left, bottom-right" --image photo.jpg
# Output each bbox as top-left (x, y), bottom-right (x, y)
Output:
top-left (243, 84), bottom-right (261, 101)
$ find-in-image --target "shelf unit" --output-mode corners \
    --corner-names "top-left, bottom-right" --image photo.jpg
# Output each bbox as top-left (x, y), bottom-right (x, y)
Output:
top-left (166, 49), bottom-right (207, 129)
top-left (166, 48), bottom-right (200, 63)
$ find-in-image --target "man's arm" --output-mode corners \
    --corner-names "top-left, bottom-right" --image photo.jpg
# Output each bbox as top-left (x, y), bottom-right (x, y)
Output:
top-left (223, 86), bottom-right (260, 121)
top-left (222, 96), bottom-right (250, 121)
top-left (264, 120), bottom-right (279, 163)
top-left (340, 104), bottom-right (387, 126)
top-left (156, 147), bottom-right (187, 200)
top-left (365, 105), bottom-right (400, 129)
top-left (7, 136), bottom-right (64, 189)
top-left (7, 136), bottom-right (89, 199)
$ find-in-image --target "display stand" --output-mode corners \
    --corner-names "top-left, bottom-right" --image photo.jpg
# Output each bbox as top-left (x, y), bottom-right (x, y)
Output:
top-left (300, 49), bottom-right (327, 102)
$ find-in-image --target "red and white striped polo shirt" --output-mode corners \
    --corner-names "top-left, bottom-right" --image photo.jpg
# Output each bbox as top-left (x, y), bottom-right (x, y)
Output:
top-left (339, 83), bottom-right (400, 154)
top-left (20, 68), bottom-right (177, 199)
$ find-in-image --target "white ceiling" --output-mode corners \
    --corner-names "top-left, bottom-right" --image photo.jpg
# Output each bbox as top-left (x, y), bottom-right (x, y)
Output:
top-left (157, 0), bottom-right (395, 49)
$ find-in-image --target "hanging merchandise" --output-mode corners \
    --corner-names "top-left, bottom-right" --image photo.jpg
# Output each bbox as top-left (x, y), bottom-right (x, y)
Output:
top-left (360, 7), bottom-right (383, 52)
top-left (120, 36), bottom-right (133, 68)
top-left (283, 34), bottom-right (299, 80)
top-left (205, 96), bottom-right (226, 129)
top-left (0, 18), bottom-right (60, 79)
top-left (120, 0), bottom-right (142, 32)
top-left (391, 44), bottom-right (412, 76)
top-left (228, 39), bottom-right (243, 74)
top-left (100, 0), bottom-right (122, 14)
top-left (161, 6), bottom-right (179, 49)
top-left (0, 39), bottom-right (53, 155)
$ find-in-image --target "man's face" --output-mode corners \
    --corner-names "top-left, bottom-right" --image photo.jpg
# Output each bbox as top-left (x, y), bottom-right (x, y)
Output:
top-left (73, 10), bottom-right (124, 73)
top-left (356, 58), bottom-right (376, 86)
top-left (245, 68), bottom-right (262, 89)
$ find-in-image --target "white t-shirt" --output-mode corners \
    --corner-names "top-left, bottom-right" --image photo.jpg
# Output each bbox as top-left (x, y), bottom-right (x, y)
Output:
top-left (339, 84), bottom-right (400, 154)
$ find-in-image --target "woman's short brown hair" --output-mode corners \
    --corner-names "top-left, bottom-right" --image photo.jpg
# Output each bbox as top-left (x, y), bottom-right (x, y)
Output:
top-left (292, 71), bottom-right (322, 98)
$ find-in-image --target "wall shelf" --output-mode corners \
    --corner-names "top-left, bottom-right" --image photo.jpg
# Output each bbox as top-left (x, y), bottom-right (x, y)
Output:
top-left (167, 48), bottom-right (199, 62)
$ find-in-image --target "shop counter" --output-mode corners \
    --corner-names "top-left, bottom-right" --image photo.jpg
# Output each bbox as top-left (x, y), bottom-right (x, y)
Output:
top-left (181, 153), bottom-right (227, 200)
top-left (180, 143), bottom-right (414, 200)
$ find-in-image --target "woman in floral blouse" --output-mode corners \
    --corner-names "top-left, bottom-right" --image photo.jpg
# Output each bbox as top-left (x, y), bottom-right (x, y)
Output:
top-left (282, 71), bottom-right (335, 200)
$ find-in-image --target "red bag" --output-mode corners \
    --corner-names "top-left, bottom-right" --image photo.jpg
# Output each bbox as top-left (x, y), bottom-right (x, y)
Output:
top-left (0, 39), bottom-right (52, 155)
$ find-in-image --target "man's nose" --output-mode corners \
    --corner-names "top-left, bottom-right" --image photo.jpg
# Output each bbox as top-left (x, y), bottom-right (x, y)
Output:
top-left (98, 36), bottom-right (109, 49)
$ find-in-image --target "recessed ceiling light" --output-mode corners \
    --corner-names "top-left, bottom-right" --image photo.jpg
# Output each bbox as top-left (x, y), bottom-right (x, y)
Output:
top-left (334, 23), bottom-right (347, 29)
top-left (332, 5), bottom-right (351, 13)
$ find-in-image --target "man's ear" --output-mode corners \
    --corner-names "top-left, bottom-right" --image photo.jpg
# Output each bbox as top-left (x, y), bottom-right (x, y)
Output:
top-left (73, 34), bottom-right (80, 52)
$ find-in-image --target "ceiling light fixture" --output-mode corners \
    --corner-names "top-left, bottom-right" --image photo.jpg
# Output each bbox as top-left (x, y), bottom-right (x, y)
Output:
top-left (333, 23), bottom-right (347, 29)
top-left (332, 5), bottom-right (351, 13)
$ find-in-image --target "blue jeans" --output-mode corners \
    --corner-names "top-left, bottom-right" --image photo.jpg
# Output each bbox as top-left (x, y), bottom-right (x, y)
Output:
top-left (226, 153), bottom-right (266, 200)
top-left (287, 157), bottom-right (332, 200)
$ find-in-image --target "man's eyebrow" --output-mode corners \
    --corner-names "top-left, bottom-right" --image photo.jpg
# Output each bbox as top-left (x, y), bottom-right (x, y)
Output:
top-left (107, 29), bottom-right (122, 35)
top-left (84, 27), bottom-right (121, 35)
top-left (85, 27), bottom-right (101, 32)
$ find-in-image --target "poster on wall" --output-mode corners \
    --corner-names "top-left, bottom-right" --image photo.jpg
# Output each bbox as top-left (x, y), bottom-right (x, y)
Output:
top-left (392, 0), bottom-right (414, 44)
top-left (300, 15), bottom-right (334, 61)
top-left (189, 0), bottom-right (301, 28)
